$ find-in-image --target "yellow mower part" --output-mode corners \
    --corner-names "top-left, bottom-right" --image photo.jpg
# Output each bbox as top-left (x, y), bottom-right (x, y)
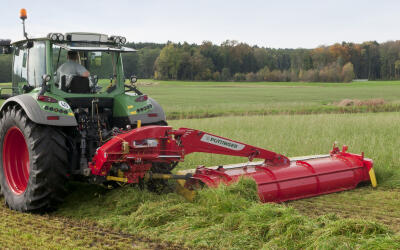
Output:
top-left (369, 168), bottom-right (378, 188)
top-left (175, 179), bottom-right (196, 201)
top-left (121, 141), bottom-right (130, 154)
top-left (144, 173), bottom-right (174, 180)
top-left (106, 176), bottom-right (128, 182)
top-left (144, 172), bottom-right (196, 201)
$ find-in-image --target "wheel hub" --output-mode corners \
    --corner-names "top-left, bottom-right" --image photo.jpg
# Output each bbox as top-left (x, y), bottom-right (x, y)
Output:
top-left (2, 126), bottom-right (30, 195)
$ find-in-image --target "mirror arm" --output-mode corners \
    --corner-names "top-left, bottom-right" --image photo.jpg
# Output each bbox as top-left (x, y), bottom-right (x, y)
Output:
top-left (39, 74), bottom-right (51, 96)
top-left (39, 83), bottom-right (47, 96)
top-left (124, 85), bottom-right (143, 95)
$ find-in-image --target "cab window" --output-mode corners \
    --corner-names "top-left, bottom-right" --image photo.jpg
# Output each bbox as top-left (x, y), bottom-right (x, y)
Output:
top-left (27, 41), bottom-right (46, 87)
top-left (12, 45), bottom-right (28, 89)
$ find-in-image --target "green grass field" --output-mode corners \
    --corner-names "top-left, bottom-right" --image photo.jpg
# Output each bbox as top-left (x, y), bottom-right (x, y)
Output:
top-left (137, 80), bottom-right (400, 119)
top-left (3, 80), bottom-right (400, 118)
top-left (1, 80), bottom-right (400, 248)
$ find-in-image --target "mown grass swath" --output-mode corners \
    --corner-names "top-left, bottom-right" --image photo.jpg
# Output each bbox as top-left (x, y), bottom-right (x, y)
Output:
top-left (56, 112), bottom-right (400, 248)
top-left (57, 179), bottom-right (400, 249)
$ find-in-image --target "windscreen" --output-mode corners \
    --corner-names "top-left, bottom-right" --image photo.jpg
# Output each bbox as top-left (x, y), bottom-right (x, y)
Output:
top-left (52, 45), bottom-right (121, 93)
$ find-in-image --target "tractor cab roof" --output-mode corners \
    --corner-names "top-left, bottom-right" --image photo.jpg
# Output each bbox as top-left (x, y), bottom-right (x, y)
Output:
top-left (12, 32), bottom-right (136, 52)
top-left (55, 43), bottom-right (136, 53)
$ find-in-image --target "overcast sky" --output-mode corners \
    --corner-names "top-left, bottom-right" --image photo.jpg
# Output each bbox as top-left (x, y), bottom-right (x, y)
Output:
top-left (1, 0), bottom-right (399, 48)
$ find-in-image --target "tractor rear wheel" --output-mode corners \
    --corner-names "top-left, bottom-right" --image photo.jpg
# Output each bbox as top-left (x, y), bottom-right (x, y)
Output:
top-left (0, 106), bottom-right (68, 212)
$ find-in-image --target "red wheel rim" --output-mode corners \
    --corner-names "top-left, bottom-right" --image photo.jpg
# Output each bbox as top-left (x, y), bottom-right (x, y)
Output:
top-left (2, 126), bottom-right (30, 195)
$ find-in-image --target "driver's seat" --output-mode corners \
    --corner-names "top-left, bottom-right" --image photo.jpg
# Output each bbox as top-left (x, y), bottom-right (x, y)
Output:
top-left (62, 75), bottom-right (91, 93)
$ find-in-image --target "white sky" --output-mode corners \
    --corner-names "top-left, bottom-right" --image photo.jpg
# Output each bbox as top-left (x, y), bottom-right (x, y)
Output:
top-left (1, 0), bottom-right (399, 48)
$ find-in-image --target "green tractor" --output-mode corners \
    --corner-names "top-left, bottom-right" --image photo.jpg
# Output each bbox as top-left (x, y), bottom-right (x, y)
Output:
top-left (0, 10), bottom-right (166, 212)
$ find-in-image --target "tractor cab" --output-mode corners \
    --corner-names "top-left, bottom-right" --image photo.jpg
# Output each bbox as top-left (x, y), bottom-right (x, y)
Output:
top-left (6, 32), bottom-right (167, 127)
top-left (11, 32), bottom-right (137, 96)
top-left (50, 33), bottom-right (137, 95)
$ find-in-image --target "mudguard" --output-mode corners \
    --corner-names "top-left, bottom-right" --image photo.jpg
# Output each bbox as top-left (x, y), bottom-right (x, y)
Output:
top-left (113, 97), bottom-right (167, 127)
top-left (0, 94), bottom-right (78, 126)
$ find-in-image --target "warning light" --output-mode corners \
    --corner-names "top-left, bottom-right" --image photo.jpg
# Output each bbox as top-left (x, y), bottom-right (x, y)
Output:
top-left (20, 9), bottom-right (27, 20)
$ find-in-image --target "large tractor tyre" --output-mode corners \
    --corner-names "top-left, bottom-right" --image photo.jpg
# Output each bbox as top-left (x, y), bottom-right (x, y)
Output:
top-left (0, 106), bottom-right (68, 212)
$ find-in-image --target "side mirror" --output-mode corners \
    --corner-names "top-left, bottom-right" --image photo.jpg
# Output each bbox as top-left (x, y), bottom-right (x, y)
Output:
top-left (93, 75), bottom-right (98, 84)
top-left (0, 39), bottom-right (12, 54)
top-left (39, 74), bottom-right (51, 96)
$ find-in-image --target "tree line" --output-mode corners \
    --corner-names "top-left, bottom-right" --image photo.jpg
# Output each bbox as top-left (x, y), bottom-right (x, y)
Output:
top-left (2, 40), bottom-right (400, 82)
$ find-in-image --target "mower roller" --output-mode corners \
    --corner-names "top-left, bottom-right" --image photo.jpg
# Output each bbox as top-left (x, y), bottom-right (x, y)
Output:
top-left (0, 9), bottom-right (376, 212)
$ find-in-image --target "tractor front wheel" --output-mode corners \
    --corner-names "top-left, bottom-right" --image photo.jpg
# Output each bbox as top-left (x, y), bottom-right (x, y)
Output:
top-left (0, 106), bottom-right (68, 212)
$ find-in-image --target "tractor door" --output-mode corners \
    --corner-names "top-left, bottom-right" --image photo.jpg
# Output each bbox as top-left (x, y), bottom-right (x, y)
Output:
top-left (12, 41), bottom-right (46, 95)
top-left (12, 44), bottom-right (28, 95)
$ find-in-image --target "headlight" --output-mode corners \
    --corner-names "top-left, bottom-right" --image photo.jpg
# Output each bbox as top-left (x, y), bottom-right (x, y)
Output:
top-left (57, 33), bottom-right (65, 41)
top-left (120, 37), bottom-right (126, 44)
top-left (50, 33), bottom-right (58, 41)
top-left (130, 75), bottom-right (137, 84)
top-left (115, 37), bottom-right (121, 44)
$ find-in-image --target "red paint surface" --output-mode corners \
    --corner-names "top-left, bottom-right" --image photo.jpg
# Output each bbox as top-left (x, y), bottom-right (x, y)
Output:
top-left (2, 127), bottom-right (30, 195)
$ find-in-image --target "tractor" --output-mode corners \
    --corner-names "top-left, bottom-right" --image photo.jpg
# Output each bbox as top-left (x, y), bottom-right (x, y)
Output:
top-left (0, 9), bottom-right (377, 213)
top-left (0, 10), bottom-right (167, 212)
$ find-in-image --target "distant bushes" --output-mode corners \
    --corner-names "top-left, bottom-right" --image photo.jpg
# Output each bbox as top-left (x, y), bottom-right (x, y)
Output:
top-left (336, 98), bottom-right (385, 107)
top-left (227, 62), bottom-right (355, 83)
top-left (153, 41), bottom-right (358, 83)
top-left (151, 40), bottom-right (379, 83)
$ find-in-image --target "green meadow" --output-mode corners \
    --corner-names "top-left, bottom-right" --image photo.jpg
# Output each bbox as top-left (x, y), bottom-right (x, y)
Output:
top-left (1, 80), bottom-right (400, 248)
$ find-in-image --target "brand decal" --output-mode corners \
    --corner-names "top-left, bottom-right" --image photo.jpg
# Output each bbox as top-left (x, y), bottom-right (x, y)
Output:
top-left (201, 134), bottom-right (245, 151)
top-left (59, 101), bottom-right (70, 110)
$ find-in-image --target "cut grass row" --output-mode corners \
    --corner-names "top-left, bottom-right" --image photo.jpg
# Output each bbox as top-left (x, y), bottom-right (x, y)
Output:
top-left (0, 202), bottom-right (175, 249)
top-left (57, 179), bottom-right (400, 249)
